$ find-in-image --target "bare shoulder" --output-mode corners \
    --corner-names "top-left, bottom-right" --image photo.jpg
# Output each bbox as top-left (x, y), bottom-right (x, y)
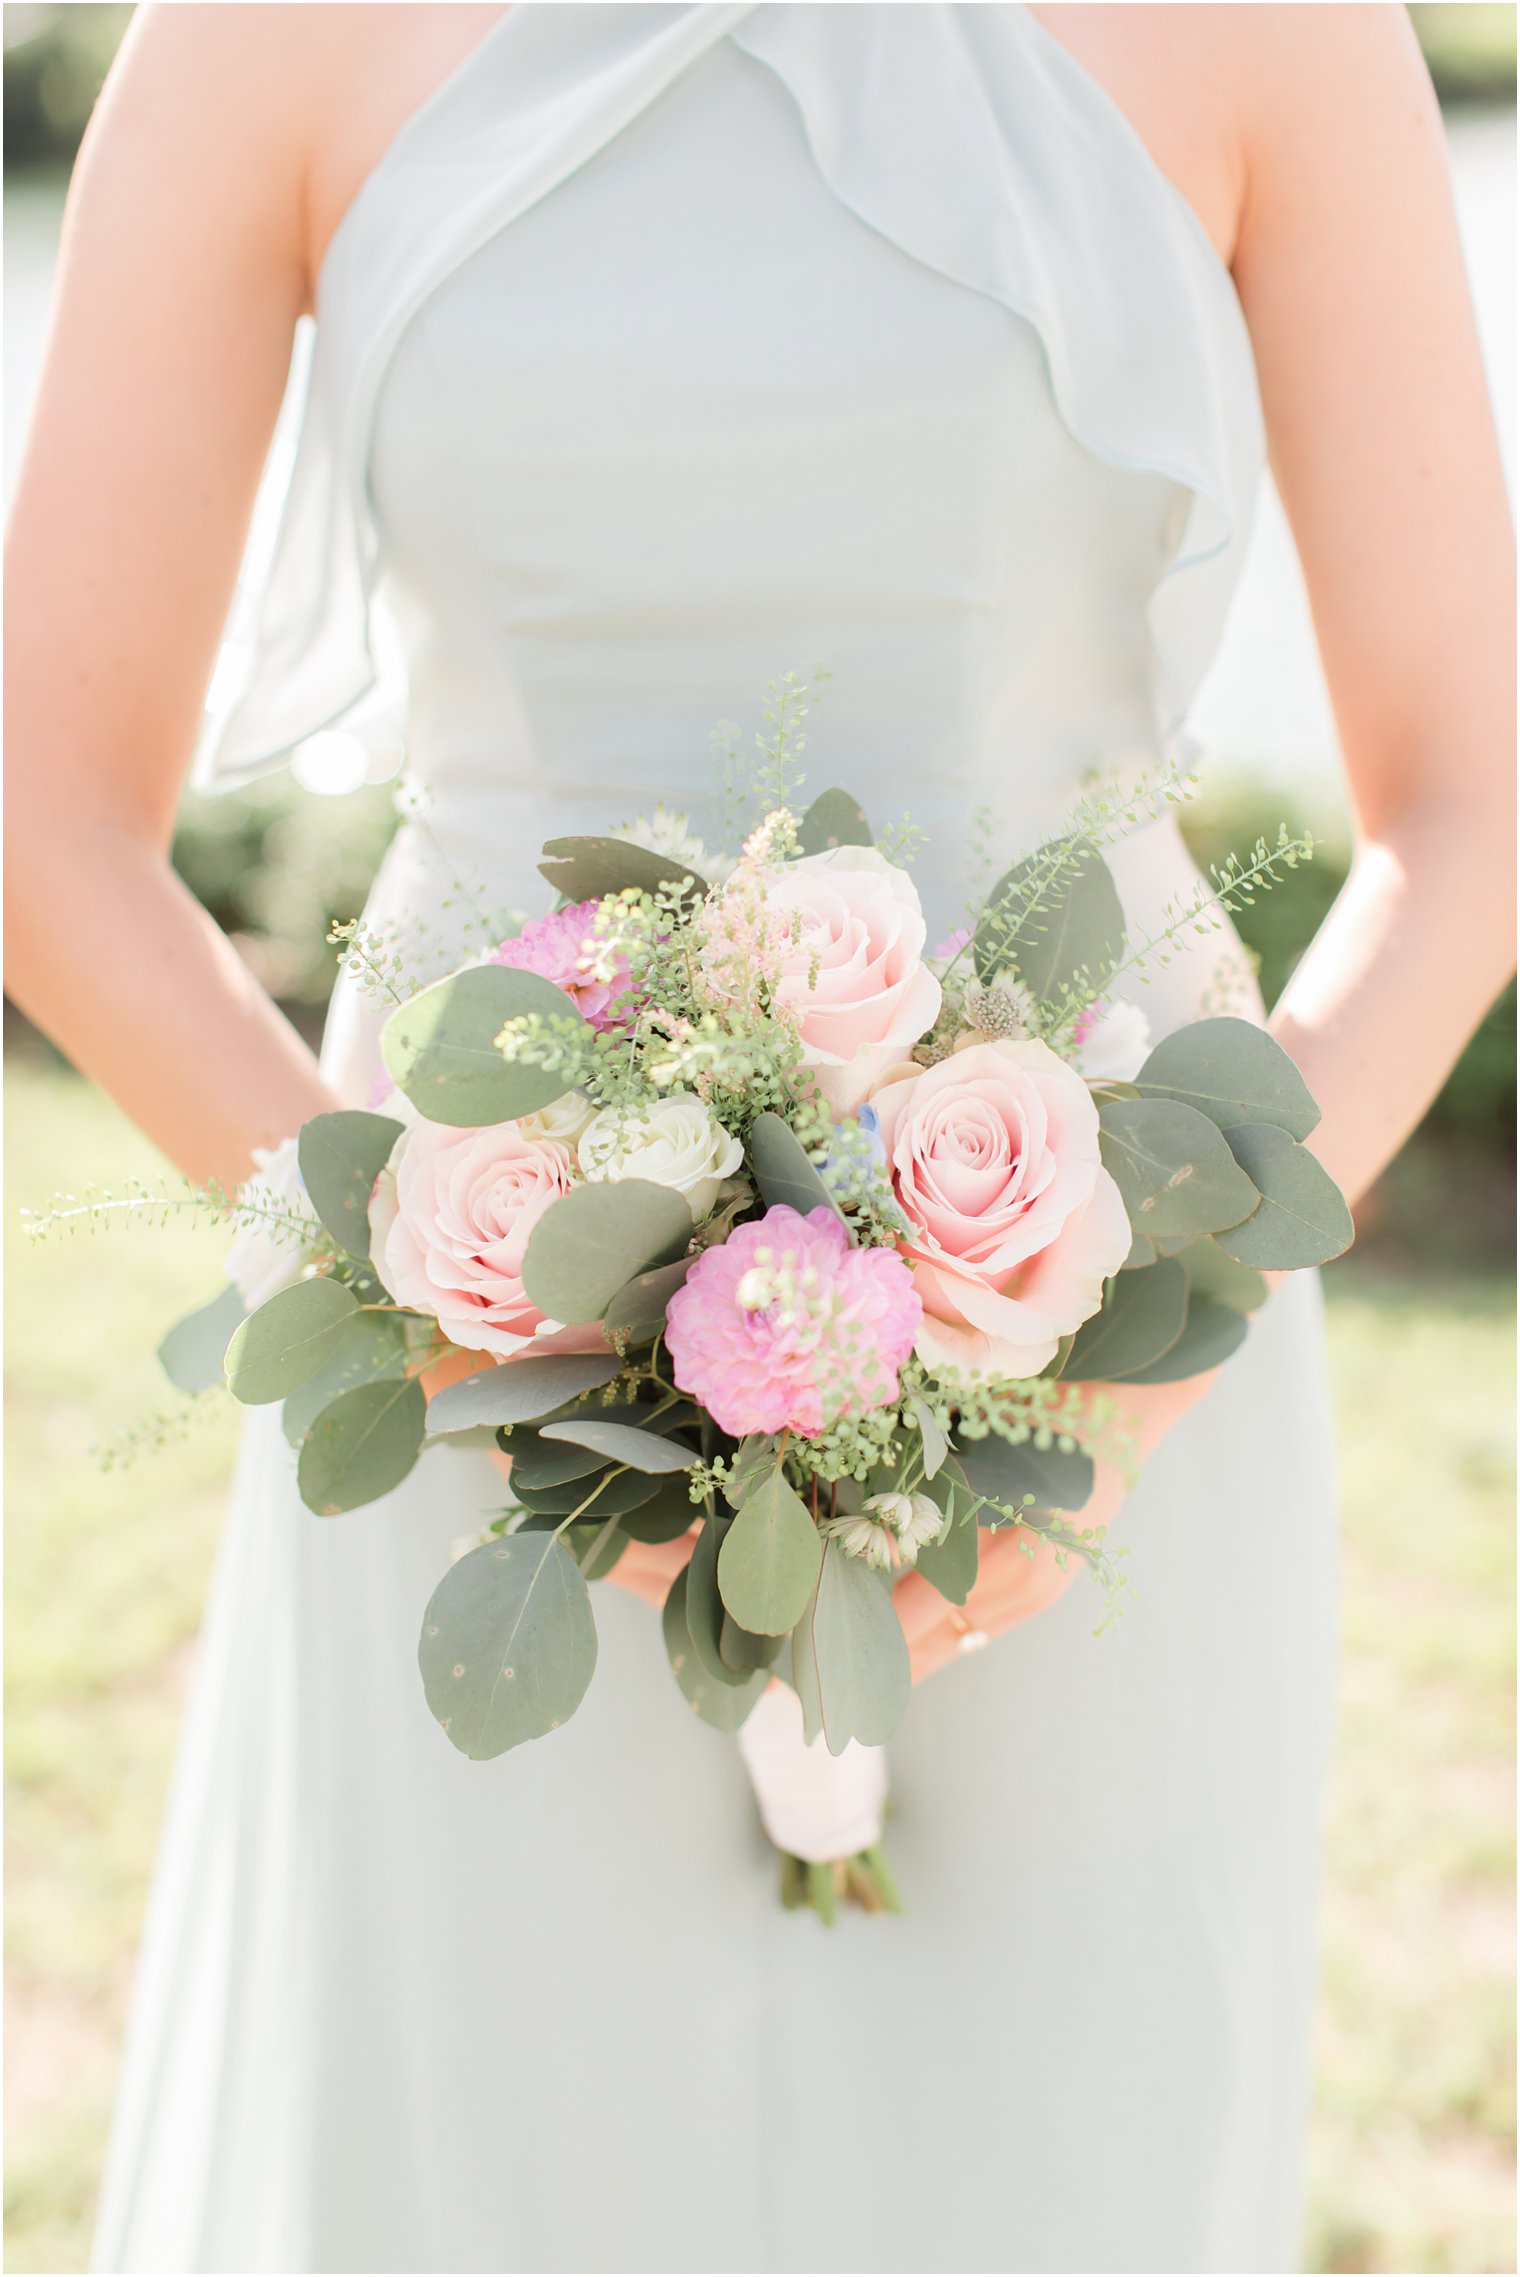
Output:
top-left (82, 4), bottom-right (507, 308)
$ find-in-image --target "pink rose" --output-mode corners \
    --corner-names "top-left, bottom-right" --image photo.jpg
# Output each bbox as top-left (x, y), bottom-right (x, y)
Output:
top-left (369, 1118), bottom-right (599, 1361)
top-left (761, 848), bottom-right (942, 1113)
top-left (870, 1039), bottom-right (1131, 1378)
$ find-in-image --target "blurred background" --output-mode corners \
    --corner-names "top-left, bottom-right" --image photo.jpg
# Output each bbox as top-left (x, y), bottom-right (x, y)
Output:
top-left (3, 5), bottom-right (1515, 2271)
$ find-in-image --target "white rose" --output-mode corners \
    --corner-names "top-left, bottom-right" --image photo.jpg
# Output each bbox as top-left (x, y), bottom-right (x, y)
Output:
top-left (519, 1089), bottom-right (599, 1147)
top-left (578, 1093), bottom-right (744, 1222)
top-left (1073, 1000), bottom-right (1152, 1083)
top-left (224, 1135), bottom-right (321, 1310)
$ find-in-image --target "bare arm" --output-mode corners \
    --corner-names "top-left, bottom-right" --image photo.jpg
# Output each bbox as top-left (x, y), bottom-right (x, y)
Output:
top-left (903, 5), bottom-right (1516, 1678)
top-left (4, 6), bottom-right (340, 1190)
top-left (1235, 4), bottom-right (1515, 1203)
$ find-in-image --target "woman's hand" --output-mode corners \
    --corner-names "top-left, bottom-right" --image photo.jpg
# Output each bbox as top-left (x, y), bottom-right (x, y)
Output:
top-left (893, 1371), bottom-right (1215, 1685)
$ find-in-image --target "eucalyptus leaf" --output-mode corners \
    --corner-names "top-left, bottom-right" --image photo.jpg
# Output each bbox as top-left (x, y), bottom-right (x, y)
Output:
top-left (538, 1417), bottom-right (697, 1473)
top-left (746, 1113), bottom-right (848, 1227)
top-left (501, 1433), bottom-right (607, 1492)
top-left (297, 1374), bottom-right (427, 1514)
top-left (909, 1395), bottom-right (948, 1481)
top-left (1113, 1295), bottom-right (1250, 1384)
top-left (509, 1466), bottom-right (660, 1520)
top-left (282, 1309), bottom-right (414, 1449)
top-left (381, 965), bottom-right (588, 1127)
top-left (426, 1353), bottom-right (621, 1435)
top-left (792, 1540), bottom-right (911, 1756)
top-left (620, 1474), bottom-right (701, 1545)
top-left (538, 835), bottom-right (708, 904)
top-left (686, 1516), bottom-right (749, 1686)
top-left (297, 1110), bottom-right (401, 1261)
top-left (224, 1278), bottom-right (359, 1405)
top-left (1136, 1017), bottom-right (1321, 1141)
top-left (795, 787), bottom-right (873, 856)
top-left (719, 1613), bottom-right (784, 1674)
top-left (158, 1283), bottom-right (246, 1396)
top-left (520, 1180), bottom-right (693, 1325)
top-left (974, 844), bottom-right (1125, 998)
top-left (1214, 1124), bottom-right (1354, 1269)
top-left (419, 1533), bottom-right (597, 1759)
top-left (954, 1432), bottom-right (1094, 1518)
top-left (570, 1516), bottom-right (629, 1581)
top-left (1173, 1238), bottom-right (1268, 1315)
top-left (1063, 1258), bottom-right (1187, 1383)
top-left (661, 1568), bottom-right (766, 1731)
top-left (1121, 1230), bottom-right (1158, 1271)
top-left (717, 1467), bottom-right (823, 1636)
top-left (602, 1257), bottom-right (693, 1346)
top-left (722, 1434), bottom-right (782, 1510)
top-left (912, 1505), bottom-right (979, 1607)
top-left (1098, 1097), bottom-right (1261, 1241)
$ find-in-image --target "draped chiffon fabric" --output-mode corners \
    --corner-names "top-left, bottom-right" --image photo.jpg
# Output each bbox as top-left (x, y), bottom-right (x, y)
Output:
top-left (95, 11), bottom-right (1338, 2270)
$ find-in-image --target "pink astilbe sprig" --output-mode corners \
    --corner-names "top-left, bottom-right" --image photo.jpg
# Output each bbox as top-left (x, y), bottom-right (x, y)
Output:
top-left (491, 900), bottom-right (636, 1031)
top-left (693, 808), bottom-right (808, 1031)
top-left (664, 1204), bottom-right (921, 1439)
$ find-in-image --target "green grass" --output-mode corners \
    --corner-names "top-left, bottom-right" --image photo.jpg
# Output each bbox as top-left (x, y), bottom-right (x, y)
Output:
top-left (4, 1057), bottom-right (1514, 2274)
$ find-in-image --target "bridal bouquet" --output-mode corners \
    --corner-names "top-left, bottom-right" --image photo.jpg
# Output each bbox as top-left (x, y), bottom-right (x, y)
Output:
top-left (57, 682), bottom-right (1353, 1914)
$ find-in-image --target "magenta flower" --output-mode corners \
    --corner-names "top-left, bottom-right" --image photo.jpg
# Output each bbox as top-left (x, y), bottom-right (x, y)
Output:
top-left (665, 1205), bottom-right (921, 1439)
top-left (492, 901), bottom-right (634, 1031)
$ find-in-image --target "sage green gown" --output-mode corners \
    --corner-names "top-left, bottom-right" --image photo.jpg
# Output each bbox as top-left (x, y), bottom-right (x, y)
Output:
top-left (93, 9), bottom-right (1338, 2270)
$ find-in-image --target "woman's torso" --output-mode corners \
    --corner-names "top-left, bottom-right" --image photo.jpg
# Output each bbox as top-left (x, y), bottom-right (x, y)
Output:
top-left (199, 4), bottom-right (1270, 1074)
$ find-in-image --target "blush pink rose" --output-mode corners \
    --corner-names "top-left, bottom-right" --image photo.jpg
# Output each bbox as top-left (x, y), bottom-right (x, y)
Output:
top-left (870, 1039), bottom-right (1131, 1378)
top-left (760, 847), bottom-right (942, 1113)
top-left (368, 1118), bottom-right (600, 1361)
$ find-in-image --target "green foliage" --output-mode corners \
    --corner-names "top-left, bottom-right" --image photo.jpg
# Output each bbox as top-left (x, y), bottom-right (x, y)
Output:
top-left (537, 1416), bottom-right (695, 1473)
top-left (603, 1258), bottom-right (693, 1346)
top-left (1135, 1016), bottom-right (1321, 1141)
top-left (1064, 1257), bottom-right (1188, 1381)
top-left (684, 1515), bottom-right (749, 1687)
top-left (281, 1308), bottom-right (420, 1449)
top-left (222, 1278), bottom-right (358, 1405)
top-left (974, 843), bottom-right (1126, 1006)
top-left (1115, 1296), bottom-right (1248, 1384)
top-left (297, 1111), bottom-right (402, 1261)
top-left (1098, 1097), bottom-right (1261, 1241)
top-left (424, 1352), bottom-right (622, 1434)
top-left (952, 1431), bottom-right (1095, 1518)
top-left (746, 1110), bottom-right (849, 1226)
top-left (519, 1180), bottom-right (692, 1325)
top-left (418, 1534), bottom-right (598, 1759)
top-left (156, 1283), bottom-right (245, 1396)
top-left (296, 1375), bottom-right (427, 1515)
top-left (537, 834), bottom-right (708, 902)
top-left (661, 1568), bottom-right (767, 1730)
top-left (717, 1466), bottom-right (823, 1635)
top-left (791, 1541), bottom-right (911, 1754)
top-left (1216, 1123), bottom-right (1357, 1269)
top-left (911, 1481), bottom-right (980, 1606)
top-left (795, 787), bottom-right (873, 856)
top-left (381, 965), bottom-right (587, 1125)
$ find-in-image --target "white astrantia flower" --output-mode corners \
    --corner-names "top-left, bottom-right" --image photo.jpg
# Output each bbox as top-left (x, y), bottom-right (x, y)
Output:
top-left (863, 1489), bottom-right (946, 1567)
top-left (577, 1092), bottom-right (744, 1222)
top-left (1073, 999), bottom-right (1152, 1083)
top-left (821, 1510), bottom-right (898, 1573)
top-left (518, 1090), bottom-right (599, 1148)
top-left (610, 805), bottom-right (735, 884)
top-left (224, 1135), bottom-right (322, 1311)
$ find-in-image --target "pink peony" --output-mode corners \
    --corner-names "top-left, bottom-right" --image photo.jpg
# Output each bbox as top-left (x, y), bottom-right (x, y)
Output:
top-left (491, 901), bottom-right (633, 1031)
top-left (665, 1205), bottom-right (921, 1439)
top-left (369, 1118), bottom-right (600, 1361)
top-left (753, 847), bottom-right (942, 1113)
top-left (870, 1038), bottom-right (1131, 1378)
